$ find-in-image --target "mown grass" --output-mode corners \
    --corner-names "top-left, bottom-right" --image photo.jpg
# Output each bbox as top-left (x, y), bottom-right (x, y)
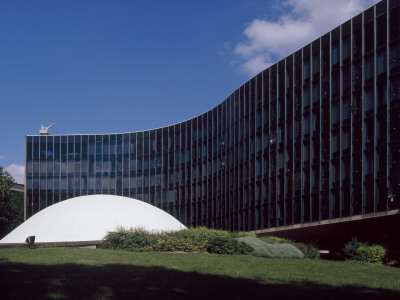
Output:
top-left (1, 247), bottom-right (400, 299)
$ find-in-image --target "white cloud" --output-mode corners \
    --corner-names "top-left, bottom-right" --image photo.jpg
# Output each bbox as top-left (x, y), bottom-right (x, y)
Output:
top-left (5, 164), bottom-right (25, 184)
top-left (235, 0), bottom-right (379, 76)
top-left (0, 155), bottom-right (4, 160)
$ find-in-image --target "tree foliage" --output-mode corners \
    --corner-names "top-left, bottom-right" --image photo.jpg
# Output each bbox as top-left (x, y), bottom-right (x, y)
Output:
top-left (0, 165), bottom-right (23, 239)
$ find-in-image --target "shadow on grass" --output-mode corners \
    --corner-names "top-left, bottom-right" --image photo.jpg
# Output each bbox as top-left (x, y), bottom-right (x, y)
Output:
top-left (0, 260), bottom-right (399, 299)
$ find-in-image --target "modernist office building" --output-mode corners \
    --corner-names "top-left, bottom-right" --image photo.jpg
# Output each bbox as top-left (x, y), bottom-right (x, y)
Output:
top-left (25, 0), bottom-right (400, 234)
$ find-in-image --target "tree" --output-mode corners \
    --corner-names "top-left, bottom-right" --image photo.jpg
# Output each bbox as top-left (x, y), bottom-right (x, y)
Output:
top-left (0, 165), bottom-right (23, 239)
top-left (9, 189), bottom-right (24, 233)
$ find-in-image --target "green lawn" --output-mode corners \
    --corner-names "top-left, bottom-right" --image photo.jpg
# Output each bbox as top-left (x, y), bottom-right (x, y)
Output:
top-left (1, 247), bottom-right (399, 299)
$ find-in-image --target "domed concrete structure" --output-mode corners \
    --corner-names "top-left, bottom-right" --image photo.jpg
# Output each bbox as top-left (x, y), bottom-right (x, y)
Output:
top-left (0, 195), bottom-right (186, 244)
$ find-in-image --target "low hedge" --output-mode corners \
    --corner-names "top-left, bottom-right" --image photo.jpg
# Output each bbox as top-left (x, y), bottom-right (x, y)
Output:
top-left (207, 236), bottom-right (253, 255)
top-left (101, 227), bottom-right (255, 254)
top-left (101, 227), bottom-right (157, 252)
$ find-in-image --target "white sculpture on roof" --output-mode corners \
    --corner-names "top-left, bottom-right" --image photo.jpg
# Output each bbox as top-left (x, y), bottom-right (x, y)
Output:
top-left (39, 123), bottom-right (55, 135)
top-left (0, 195), bottom-right (186, 244)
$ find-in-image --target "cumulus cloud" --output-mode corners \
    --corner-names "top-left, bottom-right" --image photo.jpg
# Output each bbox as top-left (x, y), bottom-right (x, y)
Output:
top-left (235, 0), bottom-right (379, 76)
top-left (5, 164), bottom-right (25, 184)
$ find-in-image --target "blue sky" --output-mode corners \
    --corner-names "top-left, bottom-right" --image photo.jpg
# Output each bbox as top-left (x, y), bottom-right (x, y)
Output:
top-left (0, 0), bottom-right (378, 183)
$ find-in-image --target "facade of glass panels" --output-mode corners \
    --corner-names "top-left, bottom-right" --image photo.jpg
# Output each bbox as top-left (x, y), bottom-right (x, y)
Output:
top-left (25, 0), bottom-right (400, 231)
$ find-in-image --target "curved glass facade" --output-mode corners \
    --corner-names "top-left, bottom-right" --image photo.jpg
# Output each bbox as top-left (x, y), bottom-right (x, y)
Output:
top-left (25, 0), bottom-right (400, 231)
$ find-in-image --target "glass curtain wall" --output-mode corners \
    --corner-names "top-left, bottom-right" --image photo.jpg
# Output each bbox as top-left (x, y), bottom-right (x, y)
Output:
top-left (26, 0), bottom-right (400, 230)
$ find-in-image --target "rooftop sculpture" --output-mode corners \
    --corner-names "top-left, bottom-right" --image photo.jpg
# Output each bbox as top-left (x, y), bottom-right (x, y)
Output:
top-left (39, 123), bottom-right (55, 135)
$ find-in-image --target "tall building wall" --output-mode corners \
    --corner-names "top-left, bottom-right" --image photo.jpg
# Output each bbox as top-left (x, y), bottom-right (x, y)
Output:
top-left (25, 0), bottom-right (400, 231)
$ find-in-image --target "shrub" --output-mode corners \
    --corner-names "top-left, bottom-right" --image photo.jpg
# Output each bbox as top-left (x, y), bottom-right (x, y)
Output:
top-left (163, 227), bottom-right (229, 252)
top-left (343, 238), bottom-right (386, 264)
top-left (258, 236), bottom-right (287, 244)
top-left (357, 244), bottom-right (386, 264)
top-left (238, 237), bottom-right (304, 259)
top-left (172, 227), bottom-right (227, 244)
top-left (123, 228), bottom-right (155, 252)
top-left (101, 227), bottom-right (131, 250)
top-left (343, 237), bottom-right (369, 261)
top-left (206, 236), bottom-right (253, 255)
top-left (160, 227), bottom-right (256, 252)
top-left (230, 231), bottom-right (257, 238)
top-left (157, 235), bottom-right (202, 252)
top-left (101, 227), bottom-right (155, 252)
top-left (292, 242), bottom-right (320, 259)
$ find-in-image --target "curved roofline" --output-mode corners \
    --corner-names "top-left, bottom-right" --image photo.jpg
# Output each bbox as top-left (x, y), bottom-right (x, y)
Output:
top-left (26, 73), bottom-right (255, 137)
top-left (26, 4), bottom-right (374, 138)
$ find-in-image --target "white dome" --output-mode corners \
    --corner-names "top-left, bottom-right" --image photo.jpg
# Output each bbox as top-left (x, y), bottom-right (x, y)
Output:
top-left (0, 195), bottom-right (186, 244)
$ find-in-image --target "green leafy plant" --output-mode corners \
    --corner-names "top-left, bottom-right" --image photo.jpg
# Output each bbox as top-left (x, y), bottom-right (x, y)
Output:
top-left (101, 227), bottom-right (128, 250)
top-left (101, 227), bottom-right (156, 252)
top-left (343, 237), bottom-right (369, 261)
top-left (292, 242), bottom-right (320, 259)
top-left (357, 244), bottom-right (386, 264)
top-left (343, 237), bottom-right (386, 264)
top-left (0, 165), bottom-right (23, 239)
top-left (230, 231), bottom-right (257, 238)
top-left (123, 227), bottom-right (155, 252)
top-left (258, 236), bottom-right (287, 244)
top-left (206, 236), bottom-right (253, 255)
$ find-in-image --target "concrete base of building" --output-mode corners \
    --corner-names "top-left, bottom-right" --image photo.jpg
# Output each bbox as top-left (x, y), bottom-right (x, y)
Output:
top-left (0, 240), bottom-right (102, 249)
